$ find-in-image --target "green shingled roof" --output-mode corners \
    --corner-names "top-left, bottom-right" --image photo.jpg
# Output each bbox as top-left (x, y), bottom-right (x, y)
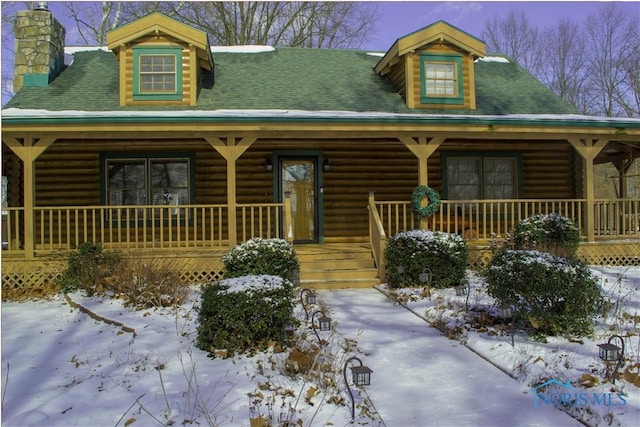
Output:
top-left (4, 47), bottom-right (577, 115)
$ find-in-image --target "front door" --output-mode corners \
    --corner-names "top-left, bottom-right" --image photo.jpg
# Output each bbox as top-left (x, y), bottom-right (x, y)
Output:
top-left (278, 156), bottom-right (320, 243)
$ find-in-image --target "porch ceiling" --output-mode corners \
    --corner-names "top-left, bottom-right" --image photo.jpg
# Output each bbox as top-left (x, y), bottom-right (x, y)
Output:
top-left (594, 141), bottom-right (640, 164)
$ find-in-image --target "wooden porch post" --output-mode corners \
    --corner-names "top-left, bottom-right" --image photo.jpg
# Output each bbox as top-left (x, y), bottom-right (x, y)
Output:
top-left (2, 136), bottom-right (56, 258)
top-left (399, 136), bottom-right (444, 229)
top-left (568, 138), bottom-right (608, 242)
top-left (613, 158), bottom-right (634, 198)
top-left (205, 136), bottom-right (257, 247)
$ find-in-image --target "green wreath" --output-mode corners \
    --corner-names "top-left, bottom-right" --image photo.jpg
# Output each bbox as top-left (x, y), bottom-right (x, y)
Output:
top-left (410, 185), bottom-right (441, 218)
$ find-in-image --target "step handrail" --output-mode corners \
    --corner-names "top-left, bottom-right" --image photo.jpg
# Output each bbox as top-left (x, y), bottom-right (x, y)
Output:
top-left (368, 192), bottom-right (387, 281)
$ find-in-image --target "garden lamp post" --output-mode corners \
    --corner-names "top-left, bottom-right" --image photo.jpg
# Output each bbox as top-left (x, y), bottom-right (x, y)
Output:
top-left (396, 265), bottom-right (405, 287)
top-left (498, 304), bottom-right (515, 347)
top-left (454, 281), bottom-right (467, 296)
top-left (598, 334), bottom-right (625, 384)
top-left (289, 268), bottom-right (300, 287)
top-left (497, 305), bottom-right (513, 319)
top-left (311, 310), bottom-right (332, 347)
top-left (343, 356), bottom-right (373, 420)
top-left (419, 268), bottom-right (432, 299)
top-left (300, 288), bottom-right (317, 320)
top-left (455, 278), bottom-right (471, 311)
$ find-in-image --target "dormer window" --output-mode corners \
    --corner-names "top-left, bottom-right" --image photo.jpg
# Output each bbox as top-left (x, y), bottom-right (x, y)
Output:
top-left (133, 47), bottom-right (183, 101)
top-left (420, 54), bottom-right (463, 105)
top-left (107, 13), bottom-right (213, 106)
top-left (375, 21), bottom-right (485, 110)
top-left (140, 55), bottom-right (176, 92)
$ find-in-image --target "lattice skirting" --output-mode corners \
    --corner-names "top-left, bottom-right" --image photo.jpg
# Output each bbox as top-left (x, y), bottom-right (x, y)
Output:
top-left (2, 253), bottom-right (226, 299)
top-left (468, 241), bottom-right (639, 270)
top-left (576, 242), bottom-right (640, 267)
top-left (2, 242), bottom-right (637, 296)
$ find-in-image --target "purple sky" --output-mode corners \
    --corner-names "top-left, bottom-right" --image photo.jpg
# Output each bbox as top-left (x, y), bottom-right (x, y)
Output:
top-left (364, 1), bottom-right (637, 51)
top-left (6, 1), bottom-right (637, 51)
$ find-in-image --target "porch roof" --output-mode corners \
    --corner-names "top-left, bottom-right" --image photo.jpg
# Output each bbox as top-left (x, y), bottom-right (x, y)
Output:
top-left (4, 47), bottom-right (578, 116)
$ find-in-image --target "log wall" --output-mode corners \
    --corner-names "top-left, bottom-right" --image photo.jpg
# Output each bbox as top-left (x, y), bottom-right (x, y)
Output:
top-left (2, 137), bottom-right (577, 241)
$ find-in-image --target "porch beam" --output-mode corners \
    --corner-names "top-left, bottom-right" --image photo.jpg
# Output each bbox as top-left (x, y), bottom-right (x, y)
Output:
top-left (205, 136), bottom-right (257, 247)
top-left (3, 136), bottom-right (56, 161)
top-left (398, 136), bottom-right (444, 185)
top-left (1, 136), bottom-right (57, 258)
top-left (399, 136), bottom-right (445, 229)
top-left (568, 138), bottom-right (608, 242)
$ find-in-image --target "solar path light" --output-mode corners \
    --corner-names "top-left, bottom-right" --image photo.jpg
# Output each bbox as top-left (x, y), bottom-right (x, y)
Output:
top-left (311, 310), bottom-right (332, 347)
top-left (343, 356), bottom-right (373, 420)
top-left (300, 288), bottom-right (317, 320)
top-left (598, 334), bottom-right (625, 384)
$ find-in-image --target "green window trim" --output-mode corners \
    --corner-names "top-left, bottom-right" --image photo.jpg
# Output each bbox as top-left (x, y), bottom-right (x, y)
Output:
top-left (133, 46), bottom-right (183, 101)
top-left (419, 54), bottom-right (464, 105)
top-left (100, 152), bottom-right (196, 224)
top-left (441, 152), bottom-right (522, 200)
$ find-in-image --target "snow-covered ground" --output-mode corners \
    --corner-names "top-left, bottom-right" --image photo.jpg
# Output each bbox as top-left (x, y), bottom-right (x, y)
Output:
top-left (1, 266), bottom-right (638, 426)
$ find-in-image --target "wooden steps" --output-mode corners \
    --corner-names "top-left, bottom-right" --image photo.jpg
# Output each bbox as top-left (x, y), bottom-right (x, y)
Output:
top-left (295, 243), bottom-right (380, 289)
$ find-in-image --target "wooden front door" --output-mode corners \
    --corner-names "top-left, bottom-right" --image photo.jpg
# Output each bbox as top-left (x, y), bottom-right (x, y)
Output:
top-left (279, 157), bottom-right (319, 243)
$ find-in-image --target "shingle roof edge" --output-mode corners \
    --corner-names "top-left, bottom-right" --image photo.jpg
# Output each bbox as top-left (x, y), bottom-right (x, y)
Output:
top-left (2, 108), bottom-right (639, 128)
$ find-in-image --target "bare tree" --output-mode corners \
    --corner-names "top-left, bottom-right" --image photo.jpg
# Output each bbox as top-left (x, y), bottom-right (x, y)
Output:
top-left (61, 1), bottom-right (125, 45)
top-left (585, 3), bottom-right (639, 117)
top-left (58, 1), bottom-right (378, 49)
top-left (1, 2), bottom-right (19, 101)
top-left (154, 1), bottom-right (379, 48)
top-left (538, 18), bottom-right (590, 113)
top-left (482, 9), bottom-right (543, 75)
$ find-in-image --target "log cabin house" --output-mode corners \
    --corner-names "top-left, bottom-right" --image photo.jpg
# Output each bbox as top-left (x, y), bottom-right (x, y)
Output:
top-left (2, 8), bottom-right (639, 293)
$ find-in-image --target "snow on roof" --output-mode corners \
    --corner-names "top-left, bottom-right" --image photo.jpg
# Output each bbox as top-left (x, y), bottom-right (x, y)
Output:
top-left (210, 45), bottom-right (275, 53)
top-left (2, 107), bottom-right (640, 125)
top-left (64, 46), bottom-right (110, 54)
top-left (476, 56), bottom-right (510, 63)
top-left (63, 45), bottom-right (278, 55)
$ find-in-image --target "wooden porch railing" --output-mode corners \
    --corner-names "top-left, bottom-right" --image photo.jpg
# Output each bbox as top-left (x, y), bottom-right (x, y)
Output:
top-left (367, 195), bottom-right (640, 275)
top-left (374, 198), bottom-right (640, 240)
top-left (2, 202), bottom-right (292, 254)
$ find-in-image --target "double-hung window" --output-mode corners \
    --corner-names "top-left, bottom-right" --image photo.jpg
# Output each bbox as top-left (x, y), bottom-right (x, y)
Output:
top-left (133, 47), bottom-right (182, 101)
top-left (444, 154), bottom-right (520, 200)
top-left (103, 154), bottom-right (194, 221)
top-left (420, 54), bottom-right (464, 105)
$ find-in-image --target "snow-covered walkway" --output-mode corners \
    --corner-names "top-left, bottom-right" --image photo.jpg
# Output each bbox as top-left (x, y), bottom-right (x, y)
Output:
top-left (321, 288), bottom-right (581, 426)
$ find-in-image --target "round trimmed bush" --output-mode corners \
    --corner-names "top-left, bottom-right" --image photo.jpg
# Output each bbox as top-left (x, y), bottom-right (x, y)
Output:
top-left (512, 213), bottom-right (581, 258)
top-left (485, 250), bottom-right (603, 336)
top-left (222, 237), bottom-right (299, 280)
top-left (196, 275), bottom-right (296, 356)
top-left (385, 230), bottom-right (468, 289)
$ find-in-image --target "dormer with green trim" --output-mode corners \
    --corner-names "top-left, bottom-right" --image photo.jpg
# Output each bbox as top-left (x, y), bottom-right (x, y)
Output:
top-left (375, 21), bottom-right (486, 110)
top-left (106, 12), bottom-right (214, 107)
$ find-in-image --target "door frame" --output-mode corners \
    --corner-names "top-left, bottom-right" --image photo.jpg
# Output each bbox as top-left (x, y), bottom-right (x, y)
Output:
top-left (272, 150), bottom-right (325, 243)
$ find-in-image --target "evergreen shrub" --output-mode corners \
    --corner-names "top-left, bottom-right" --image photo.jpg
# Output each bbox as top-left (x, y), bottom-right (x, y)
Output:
top-left (385, 230), bottom-right (468, 289)
top-left (223, 237), bottom-right (299, 280)
top-left (58, 242), bottom-right (121, 295)
top-left (485, 250), bottom-right (603, 336)
top-left (196, 275), bottom-right (296, 356)
top-left (512, 213), bottom-right (581, 258)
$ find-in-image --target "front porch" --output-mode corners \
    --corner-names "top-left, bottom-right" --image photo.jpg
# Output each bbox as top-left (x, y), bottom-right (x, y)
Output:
top-left (2, 196), bottom-right (638, 295)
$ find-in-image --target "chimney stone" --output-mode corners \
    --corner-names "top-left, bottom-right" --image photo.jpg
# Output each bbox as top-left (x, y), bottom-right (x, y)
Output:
top-left (13, 8), bottom-right (66, 92)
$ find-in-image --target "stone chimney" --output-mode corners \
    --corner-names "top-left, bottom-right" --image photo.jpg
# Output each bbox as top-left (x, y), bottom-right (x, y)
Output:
top-left (13, 3), bottom-right (66, 92)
